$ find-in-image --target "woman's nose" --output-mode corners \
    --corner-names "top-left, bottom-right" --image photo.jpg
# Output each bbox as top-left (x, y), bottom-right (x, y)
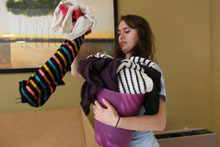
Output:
top-left (119, 33), bottom-right (125, 39)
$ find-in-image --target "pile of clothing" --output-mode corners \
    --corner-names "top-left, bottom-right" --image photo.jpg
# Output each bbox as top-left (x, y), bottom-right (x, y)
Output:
top-left (79, 53), bottom-right (161, 115)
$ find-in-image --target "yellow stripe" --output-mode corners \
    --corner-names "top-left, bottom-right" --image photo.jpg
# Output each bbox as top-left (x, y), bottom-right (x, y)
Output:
top-left (43, 64), bottom-right (58, 86)
top-left (71, 40), bottom-right (78, 53)
top-left (29, 79), bottom-right (42, 106)
top-left (30, 79), bottom-right (41, 94)
top-left (57, 51), bottom-right (67, 67)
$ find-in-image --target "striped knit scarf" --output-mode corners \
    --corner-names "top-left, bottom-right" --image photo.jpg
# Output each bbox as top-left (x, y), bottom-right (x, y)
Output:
top-left (18, 36), bottom-right (84, 107)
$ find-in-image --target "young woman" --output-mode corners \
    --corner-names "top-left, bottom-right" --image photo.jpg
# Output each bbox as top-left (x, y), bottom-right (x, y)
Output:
top-left (72, 15), bottom-right (166, 147)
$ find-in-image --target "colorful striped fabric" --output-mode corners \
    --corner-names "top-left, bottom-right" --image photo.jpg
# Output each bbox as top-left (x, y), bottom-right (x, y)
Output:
top-left (19, 36), bottom-right (84, 107)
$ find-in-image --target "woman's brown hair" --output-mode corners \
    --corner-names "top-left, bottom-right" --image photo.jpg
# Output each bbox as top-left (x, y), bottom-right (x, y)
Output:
top-left (114, 15), bottom-right (156, 61)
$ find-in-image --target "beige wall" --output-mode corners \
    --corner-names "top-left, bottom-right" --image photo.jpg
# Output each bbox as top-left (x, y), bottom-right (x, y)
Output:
top-left (211, 0), bottom-right (220, 144)
top-left (0, 0), bottom-right (219, 143)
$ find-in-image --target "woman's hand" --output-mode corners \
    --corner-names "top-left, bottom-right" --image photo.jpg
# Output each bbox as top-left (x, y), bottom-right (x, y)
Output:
top-left (93, 99), bottom-right (119, 127)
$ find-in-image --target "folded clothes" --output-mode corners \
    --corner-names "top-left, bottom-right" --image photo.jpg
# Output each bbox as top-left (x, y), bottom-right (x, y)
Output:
top-left (51, 0), bottom-right (96, 40)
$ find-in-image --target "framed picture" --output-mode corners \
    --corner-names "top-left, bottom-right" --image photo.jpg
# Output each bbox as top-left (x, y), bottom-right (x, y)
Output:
top-left (0, 0), bottom-right (118, 73)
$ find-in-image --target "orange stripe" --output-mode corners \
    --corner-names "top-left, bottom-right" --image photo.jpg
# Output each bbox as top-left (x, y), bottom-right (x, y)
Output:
top-left (52, 55), bottom-right (64, 77)
top-left (66, 42), bottom-right (75, 57)
top-left (26, 85), bottom-right (38, 100)
top-left (39, 69), bottom-right (54, 94)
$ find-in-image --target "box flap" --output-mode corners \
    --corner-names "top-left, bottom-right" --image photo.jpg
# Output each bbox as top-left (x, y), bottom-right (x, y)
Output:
top-left (0, 108), bottom-right (87, 147)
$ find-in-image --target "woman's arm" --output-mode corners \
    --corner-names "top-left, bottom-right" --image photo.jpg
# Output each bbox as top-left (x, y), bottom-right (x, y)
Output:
top-left (93, 96), bottom-right (166, 132)
top-left (71, 55), bottom-right (83, 78)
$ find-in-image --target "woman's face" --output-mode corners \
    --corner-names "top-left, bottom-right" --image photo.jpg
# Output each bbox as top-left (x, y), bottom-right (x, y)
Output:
top-left (117, 20), bottom-right (139, 59)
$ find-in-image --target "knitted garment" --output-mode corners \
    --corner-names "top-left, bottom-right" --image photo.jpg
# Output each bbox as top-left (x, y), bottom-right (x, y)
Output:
top-left (51, 0), bottom-right (96, 40)
top-left (19, 36), bottom-right (84, 107)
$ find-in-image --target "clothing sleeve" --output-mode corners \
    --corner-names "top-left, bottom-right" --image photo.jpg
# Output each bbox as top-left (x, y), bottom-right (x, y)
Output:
top-left (18, 36), bottom-right (84, 107)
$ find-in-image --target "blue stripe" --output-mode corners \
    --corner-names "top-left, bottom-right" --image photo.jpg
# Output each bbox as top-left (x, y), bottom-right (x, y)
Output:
top-left (60, 46), bottom-right (72, 63)
top-left (20, 82), bottom-right (37, 107)
top-left (35, 75), bottom-right (48, 102)
top-left (48, 59), bottom-right (61, 81)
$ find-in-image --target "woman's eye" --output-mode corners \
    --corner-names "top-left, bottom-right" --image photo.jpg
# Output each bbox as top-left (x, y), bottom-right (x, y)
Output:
top-left (125, 30), bottom-right (130, 34)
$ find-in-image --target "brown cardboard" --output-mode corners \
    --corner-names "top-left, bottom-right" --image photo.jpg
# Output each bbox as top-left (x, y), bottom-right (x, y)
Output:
top-left (155, 128), bottom-right (218, 147)
top-left (3, 108), bottom-right (217, 147)
top-left (0, 108), bottom-right (100, 147)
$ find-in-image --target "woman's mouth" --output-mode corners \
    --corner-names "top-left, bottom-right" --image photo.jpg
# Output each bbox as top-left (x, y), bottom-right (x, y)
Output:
top-left (120, 41), bottom-right (126, 47)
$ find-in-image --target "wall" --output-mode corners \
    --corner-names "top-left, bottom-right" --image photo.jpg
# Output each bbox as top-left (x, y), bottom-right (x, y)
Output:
top-left (210, 0), bottom-right (220, 143)
top-left (0, 0), bottom-right (215, 140)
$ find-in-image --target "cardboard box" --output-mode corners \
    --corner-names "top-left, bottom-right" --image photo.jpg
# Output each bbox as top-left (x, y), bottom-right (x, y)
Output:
top-left (3, 109), bottom-right (217, 147)
top-left (155, 128), bottom-right (218, 147)
top-left (0, 108), bottom-right (100, 147)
